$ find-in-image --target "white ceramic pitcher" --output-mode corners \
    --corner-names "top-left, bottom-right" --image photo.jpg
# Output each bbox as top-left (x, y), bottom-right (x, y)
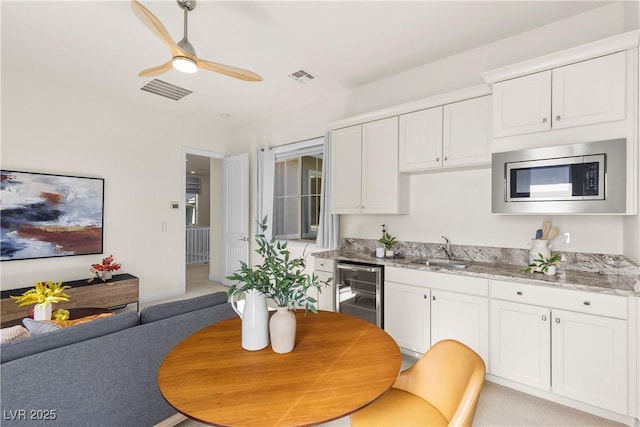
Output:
top-left (229, 289), bottom-right (270, 351)
top-left (528, 239), bottom-right (551, 270)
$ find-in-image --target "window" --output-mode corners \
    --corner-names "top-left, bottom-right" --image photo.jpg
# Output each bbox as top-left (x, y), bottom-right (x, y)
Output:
top-left (273, 139), bottom-right (324, 242)
top-left (186, 176), bottom-right (200, 225)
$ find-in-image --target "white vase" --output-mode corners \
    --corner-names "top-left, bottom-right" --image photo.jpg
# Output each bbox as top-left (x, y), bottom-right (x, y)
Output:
top-left (544, 265), bottom-right (557, 276)
top-left (229, 289), bottom-right (270, 351)
top-left (33, 303), bottom-right (52, 321)
top-left (101, 271), bottom-right (113, 282)
top-left (528, 239), bottom-right (551, 271)
top-left (269, 307), bottom-right (296, 354)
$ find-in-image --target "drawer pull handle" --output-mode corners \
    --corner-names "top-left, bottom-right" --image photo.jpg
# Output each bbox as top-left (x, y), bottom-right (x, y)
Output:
top-left (583, 301), bottom-right (591, 306)
top-left (555, 318), bottom-right (561, 324)
top-left (542, 315), bottom-right (547, 321)
top-left (516, 291), bottom-right (523, 296)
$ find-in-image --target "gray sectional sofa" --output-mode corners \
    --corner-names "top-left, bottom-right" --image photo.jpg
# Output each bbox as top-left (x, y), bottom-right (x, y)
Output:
top-left (0, 291), bottom-right (236, 426)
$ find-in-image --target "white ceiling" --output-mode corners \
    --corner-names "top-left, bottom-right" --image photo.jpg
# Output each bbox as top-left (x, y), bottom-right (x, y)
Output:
top-left (2, 0), bottom-right (612, 128)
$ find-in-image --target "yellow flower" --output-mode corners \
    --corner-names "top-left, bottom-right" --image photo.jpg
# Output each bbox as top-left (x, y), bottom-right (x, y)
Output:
top-left (10, 281), bottom-right (71, 307)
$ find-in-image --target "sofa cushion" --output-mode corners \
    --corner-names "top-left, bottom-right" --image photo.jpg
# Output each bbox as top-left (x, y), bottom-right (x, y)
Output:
top-left (140, 291), bottom-right (229, 324)
top-left (22, 318), bottom-right (62, 336)
top-left (0, 311), bottom-right (139, 363)
top-left (0, 326), bottom-right (30, 343)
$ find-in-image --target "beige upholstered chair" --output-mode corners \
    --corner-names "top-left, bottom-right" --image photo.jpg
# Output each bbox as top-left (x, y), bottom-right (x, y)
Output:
top-left (351, 339), bottom-right (486, 427)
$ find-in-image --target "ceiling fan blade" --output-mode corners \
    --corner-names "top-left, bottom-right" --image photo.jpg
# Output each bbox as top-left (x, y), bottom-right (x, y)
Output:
top-left (131, 0), bottom-right (182, 57)
top-left (196, 58), bottom-right (263, 82)
top-left (138, 60), bottom-right (174, 77)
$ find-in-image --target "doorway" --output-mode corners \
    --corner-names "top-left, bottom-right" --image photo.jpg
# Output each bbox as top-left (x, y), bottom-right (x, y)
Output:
top-left (181, 147), bottom-right (224, 295)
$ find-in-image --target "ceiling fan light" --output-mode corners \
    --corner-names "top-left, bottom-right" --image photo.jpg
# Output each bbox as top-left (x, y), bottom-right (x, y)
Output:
top-left (173, 56), bottom-right (198, 73)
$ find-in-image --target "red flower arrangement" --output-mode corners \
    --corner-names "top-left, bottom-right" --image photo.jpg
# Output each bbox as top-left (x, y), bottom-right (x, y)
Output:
top-left (89, 255), bottom-right (121, 282)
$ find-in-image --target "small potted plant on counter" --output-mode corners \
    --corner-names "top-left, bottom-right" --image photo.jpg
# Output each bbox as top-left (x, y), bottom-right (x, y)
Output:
top-left (379, 232), bottom-right (398, 258)
top-left (524, 252), bottom-right (562, 276)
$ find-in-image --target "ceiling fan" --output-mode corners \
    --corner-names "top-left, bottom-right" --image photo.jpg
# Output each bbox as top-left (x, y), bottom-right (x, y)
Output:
top-left (131, 0), bottom-right (262, 82)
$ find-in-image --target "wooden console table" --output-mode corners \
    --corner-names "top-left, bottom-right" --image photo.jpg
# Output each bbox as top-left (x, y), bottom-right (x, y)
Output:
top-left (0, 274), bottom-right (139, 324)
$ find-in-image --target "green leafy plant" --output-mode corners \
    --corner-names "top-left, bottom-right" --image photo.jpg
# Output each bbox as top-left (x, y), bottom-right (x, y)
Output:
top-left (378, 232), bottom-right (397, 250)
top-left (10, 281), bottom-right (71, 307)
top-left (227, 216), bottom-right (331, 313)
top-left (523, 252), bottom-right (562, 274)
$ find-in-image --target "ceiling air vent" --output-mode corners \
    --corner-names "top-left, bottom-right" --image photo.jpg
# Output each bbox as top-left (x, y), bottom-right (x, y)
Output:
top-left (288, 69), bottom-right (316, 84)
top-left (140, 79), bottom-right (193, 101)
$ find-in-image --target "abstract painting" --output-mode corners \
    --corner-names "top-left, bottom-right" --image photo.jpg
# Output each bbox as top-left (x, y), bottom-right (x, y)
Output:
top-left (1, 170), bottom-right (104, 261)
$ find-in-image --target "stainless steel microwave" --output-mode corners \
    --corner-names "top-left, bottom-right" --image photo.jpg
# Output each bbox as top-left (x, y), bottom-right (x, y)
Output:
top-left (492, 139), bottom-right (626, 214)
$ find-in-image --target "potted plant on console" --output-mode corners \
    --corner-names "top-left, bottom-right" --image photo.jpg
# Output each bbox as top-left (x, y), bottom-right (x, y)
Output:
top-left (89, 255), bottom-right (121, 283)
top-left (10, 281), bottom-right (71, 321)
top-left (227, 216), bottom-right (330, 354)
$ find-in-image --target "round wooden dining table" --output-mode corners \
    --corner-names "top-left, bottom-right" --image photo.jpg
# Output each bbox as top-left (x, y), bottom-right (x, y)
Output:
top-left (158, 310), bottom-right (402, 427)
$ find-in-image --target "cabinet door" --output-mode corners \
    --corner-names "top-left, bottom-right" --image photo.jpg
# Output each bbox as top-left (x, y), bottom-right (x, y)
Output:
top-left (443, 96), bottom-right (491, 168)
top-left (384, 281), bottom-right (430, 354)
top-left (330, 125), bottom-right (362, 214)
top-left (431, 290), bottom-right (488, 363)
top-left (492, 71), bottom-right (552, 137)
top-left (314, 270), bottom-right (335, 312)
top-left (552, 51), bottom-right (626, 130)
top-left (361, 117), bottom-right (400, 213)
top-left (490, 299), bottom-right (551, 390)
top-left (398, 107), bottom-right (443, 172)
top-left (551, 309), bottom-right (627, 413)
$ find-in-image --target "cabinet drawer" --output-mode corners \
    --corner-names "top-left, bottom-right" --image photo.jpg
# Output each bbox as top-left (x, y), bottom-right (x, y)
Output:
top-left (386, 267), bottom-right (488, 296)
top-left (490, 280), bottom-right (627, 319)
top-left (314, 258), bottom-right (335, 273)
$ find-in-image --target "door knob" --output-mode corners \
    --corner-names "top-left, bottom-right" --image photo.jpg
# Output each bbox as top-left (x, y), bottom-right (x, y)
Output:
top-left (238, 237), bottom-right (249, 242)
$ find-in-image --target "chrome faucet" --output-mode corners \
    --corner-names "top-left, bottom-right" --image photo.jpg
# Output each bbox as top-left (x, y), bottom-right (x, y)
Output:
top-left (439, 236), bottom-right (452, 260)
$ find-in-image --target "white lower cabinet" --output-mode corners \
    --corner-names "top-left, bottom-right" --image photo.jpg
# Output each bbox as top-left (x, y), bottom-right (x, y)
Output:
top-left (384, 281), bottom-right (430, 354)
top-left (490, 299), bottom-right (551, 390)
top-left (551, 309), bottom-right (627, 414)
top-left (384, 267), bottom-right (489, 360)
top-left (432, 289), bottom-right (489, 363)
top-left (313, 258), bottom-right (335, 312)
top-left (489, 280), bottom-right (630, 415)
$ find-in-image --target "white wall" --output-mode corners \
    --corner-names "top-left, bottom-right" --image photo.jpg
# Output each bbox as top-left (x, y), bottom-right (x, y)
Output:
top-left (1, 67), bottom-right (230, 298)
top-left (230, 2), bottom-right (637, 258)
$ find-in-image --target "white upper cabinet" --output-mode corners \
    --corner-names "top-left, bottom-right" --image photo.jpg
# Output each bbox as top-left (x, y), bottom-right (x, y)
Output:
top-left (398, 107), bottom-right (443, 171)
top-left (492, 71), bottom-right (552, 137)
top-left (492, 51), bottom-right (627, 138)
top-left (361, 117), bottom-right (402, 214)
top-left (552, 52), bottom-right (626, 130)
top-left (443, 96), bottom-right (492, 167)
top-left (331, 125), bottom-right (362, 214)
top-left (330, 117), bottom-right (408, 214)
top-left (399, 95), bottom-right (491, 172)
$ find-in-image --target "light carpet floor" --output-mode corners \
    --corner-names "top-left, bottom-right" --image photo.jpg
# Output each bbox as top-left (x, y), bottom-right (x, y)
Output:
top-left (170, 264), bottom-right (624, 427)
top-left (175, 380), bottom-right (624, 427)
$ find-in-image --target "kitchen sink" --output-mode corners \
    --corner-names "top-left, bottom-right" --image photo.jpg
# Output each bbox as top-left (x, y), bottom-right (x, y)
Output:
top-left (423, 259), bottom-right (468, 270)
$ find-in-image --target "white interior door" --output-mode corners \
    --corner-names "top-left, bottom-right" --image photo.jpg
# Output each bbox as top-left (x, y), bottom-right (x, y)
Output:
top-left (222, 153), bottom-right (249, 286)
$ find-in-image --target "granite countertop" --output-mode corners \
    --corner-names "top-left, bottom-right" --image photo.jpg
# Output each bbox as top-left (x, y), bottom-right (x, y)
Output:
top-left (314, 249), bottom-right (640, 297)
